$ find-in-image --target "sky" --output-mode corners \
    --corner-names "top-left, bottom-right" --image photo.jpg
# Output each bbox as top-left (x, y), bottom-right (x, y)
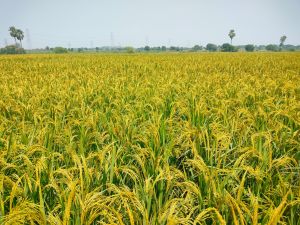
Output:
top-left (0, 0), bottom-right (299, 49)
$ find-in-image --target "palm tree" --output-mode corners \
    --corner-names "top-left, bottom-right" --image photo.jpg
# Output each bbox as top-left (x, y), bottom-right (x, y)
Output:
top-left (228, 29), bottom-right (236, 45)
top-left (16, 29), bottom-right (24, 47)
top-left (9, 26), bottom-right (18, 45)
top-left (280, 35), bottom-right (287, 49)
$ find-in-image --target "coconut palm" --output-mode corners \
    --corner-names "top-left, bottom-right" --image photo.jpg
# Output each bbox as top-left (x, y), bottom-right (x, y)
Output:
top-left (280, 35), bottom-right (287, 48)
top-left (16, 29), bottom-right (24, 47)
top-left (228, 29), bottom-right (236, 45)
top-left (9, 26), bottom-right (18, 45)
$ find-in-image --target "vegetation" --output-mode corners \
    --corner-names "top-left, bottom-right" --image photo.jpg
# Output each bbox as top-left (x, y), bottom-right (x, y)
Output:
top-left (125, 47), bottom-right (135, 53)
top-left (169, 46), bottom-right (181, 51)
top-left (53, 47), bottom-right (68, 54)
top-left (245, 44), bottom-right (255, 52)
top-left (0, 45), bottom-right (26, 54)
top-left (0, 53), bottom-right (299, 224)
top-left (280, 35), bottom-right (287, 50)
top-left (228, 29), bottom-right (236, 45)
top-left (3, 26), bottom-right (300, 54)
top-left (8, 26), bottom-right (24, 47)
top-left (206, 43), bottom-right (217, 52)
top-left (0, 26), bottom-right (26, 54)
top-left (8, 26), bottom-right (18, 45)
top-left (221, 43), bottom-right (237, 52)
top-left (16, 30), bottom-right (24, 47)
top-left (144, 46), bottom-right (150, 51)
top-left (266, 44), bottom-right (279, 52)
top-left (192, 45), bottom-right (202, 51)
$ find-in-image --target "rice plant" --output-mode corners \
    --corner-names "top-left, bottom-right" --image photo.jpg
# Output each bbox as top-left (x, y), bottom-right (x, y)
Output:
top-left (0, 53), bottom-right (299, 224)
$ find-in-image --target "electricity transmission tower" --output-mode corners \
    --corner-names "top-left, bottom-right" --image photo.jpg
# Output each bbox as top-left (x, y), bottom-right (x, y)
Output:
top-left (110, 32), bottom-right (114, 50)
top-left (26, 28), bottom-right (32, 49)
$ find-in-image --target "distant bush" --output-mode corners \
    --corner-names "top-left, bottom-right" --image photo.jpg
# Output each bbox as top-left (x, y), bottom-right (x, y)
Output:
top-left (125, 47), bottom-right (135, 53)
top-left (245, 44), bottom-right (255, 52)
top-left (206, 43), bottom-right (217, 52)
top-left (283, 45), bottom-right (296, 52)
top-left (0, 45), bottom-right (26, 54)
top-left (192, 45), bottom-right (203, 51)
top-left (170, 46), bottom-right (180, 51)
top-left (53, 47), bottom-right (68, 54)
top-left (221, 43), bottom-right (237, 52)
top-left (266, 44), bottom-right (278, 52)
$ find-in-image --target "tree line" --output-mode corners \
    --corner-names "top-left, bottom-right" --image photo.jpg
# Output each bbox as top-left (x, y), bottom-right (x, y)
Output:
top-left (1, 27), bottom-right (298, 54)
top-left (0, 26), bottom-right (25, 54)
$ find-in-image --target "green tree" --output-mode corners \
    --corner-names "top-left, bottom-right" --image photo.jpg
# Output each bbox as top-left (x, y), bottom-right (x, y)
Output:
top-left (245, 44), bottom-right (255, 52)
top-left (9, 26), bottom-right (18, 45)
top-left (228, 29), bottom-right (236, 45)
top-left (266, 44), bottom-right (278, 52)
top-left (206, 43), bottom-right (217, 52)
top-left (144, 46), bottom-right (150, 51)
top-left (0, 45), bottom-right (25, 54)
top-left (170, 46), bottom-right (180, 51)
top-left (192, 45), bottom-right (202, 51)
top-left (125, 46), bottom-right (135, 53)
top-left (221, 43), bottom-right (237, 52)
top-left (53, 47), bottom-right (68, 54)
top-left (16, 29), bottom-right (24, 47)
top-left (280, 35), bottom-right (287, 49)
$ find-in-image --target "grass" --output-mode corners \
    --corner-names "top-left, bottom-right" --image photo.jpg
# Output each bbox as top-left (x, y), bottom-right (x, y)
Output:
top-left (0, 53), bottom-right (299, 224)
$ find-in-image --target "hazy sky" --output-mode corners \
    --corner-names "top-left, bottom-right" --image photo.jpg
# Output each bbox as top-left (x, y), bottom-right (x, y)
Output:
top-left (1, 0), bottom-right (299, 48)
